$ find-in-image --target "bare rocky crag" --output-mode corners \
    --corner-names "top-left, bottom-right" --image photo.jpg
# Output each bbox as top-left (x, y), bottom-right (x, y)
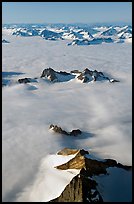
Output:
top-left (18, 78), bottom-right (37, 83)
top-left (16, 67), bottom-right (119, 85)
top-left (49, 148), bottom-right (131, 202)
top-left (2, 39), bottom-right (10, 43)
top-left (40, 67), bottom-right (119, 83)
top-left (49, 124), bottom-right (82, 136)
top-left (40, 67), bottom-right (73, 82)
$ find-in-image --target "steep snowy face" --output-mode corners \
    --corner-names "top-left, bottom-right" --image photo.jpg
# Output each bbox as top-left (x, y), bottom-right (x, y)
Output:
top-left (100, 27), bottom-right (118, 36)
top-left (116, 26), bottom-right (132, 40)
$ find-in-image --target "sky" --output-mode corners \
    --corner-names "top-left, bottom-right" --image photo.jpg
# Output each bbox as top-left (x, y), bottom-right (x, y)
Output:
top-left (2, 2), bottom-right (132, 24)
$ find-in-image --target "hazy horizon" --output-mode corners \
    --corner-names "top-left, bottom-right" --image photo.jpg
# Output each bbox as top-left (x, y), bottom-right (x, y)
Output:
top-left (2, 21), bottom-right (132, 27)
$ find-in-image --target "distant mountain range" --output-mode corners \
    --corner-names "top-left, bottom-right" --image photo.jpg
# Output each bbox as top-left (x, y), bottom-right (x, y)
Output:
top-left (2, 24), bottom-right (132, 45)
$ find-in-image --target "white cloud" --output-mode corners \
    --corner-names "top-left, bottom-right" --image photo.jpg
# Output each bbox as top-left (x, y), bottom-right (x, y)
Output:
top-left (2, 31), bottom-right (132, 201)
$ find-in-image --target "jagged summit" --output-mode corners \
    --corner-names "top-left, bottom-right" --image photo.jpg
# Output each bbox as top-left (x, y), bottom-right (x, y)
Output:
top-left (3, 67), bottom-right (119, 87)
top-left (49, 124), bottom-right (82, 136)
top-left (49, 148), bottom-right (132, 202)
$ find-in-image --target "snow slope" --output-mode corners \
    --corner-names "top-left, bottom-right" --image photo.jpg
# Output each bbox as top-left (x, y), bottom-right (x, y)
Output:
top-left (16, 153), bottom-right (80, 202)
top-left (2, 30), bottom-right (132, 202)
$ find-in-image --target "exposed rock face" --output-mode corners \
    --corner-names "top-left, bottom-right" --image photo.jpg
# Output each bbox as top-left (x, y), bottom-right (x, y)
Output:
top-left (50, 175), bottom-right (83, 202)
top-left (40, 68), bottom-right (57, 81)
top-left (49, 148), bottom-right (131, 202)
top-left (49, 124), bottom-right (82, 136)
top-left (77, 74), bottom-right (89, 83)
top-left (56, 150), bottom-right (87, 170)
top-left (57, 148), bottom-right (79, 155)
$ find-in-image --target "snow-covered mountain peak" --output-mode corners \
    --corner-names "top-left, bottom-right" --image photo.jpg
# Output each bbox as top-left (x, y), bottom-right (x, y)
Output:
top-left (3, 23), bottom-right (132, 45)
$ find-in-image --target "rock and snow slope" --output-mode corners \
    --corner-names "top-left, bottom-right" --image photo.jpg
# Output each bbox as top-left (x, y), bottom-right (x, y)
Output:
top-left (15, 148), bottom-right (132, 202)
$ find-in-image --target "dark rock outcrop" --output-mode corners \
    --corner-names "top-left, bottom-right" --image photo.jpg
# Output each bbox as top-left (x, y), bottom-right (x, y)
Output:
top-left (40, 68), bottom-right (57, 81)
top-left (49, 124), bottom-right (82, 136)
top-left (70, 129), bottom-right (82, 136)
top-left (2, 39), bottom-right (10, 43)
top-left (49, 124), bottom-right (69, 135)
top-left (70, 70), bottom-right (82, 74)
top-left (77, 68), bottom-right (110, 83)
top-left (18, 78), bottom-right (37, 83)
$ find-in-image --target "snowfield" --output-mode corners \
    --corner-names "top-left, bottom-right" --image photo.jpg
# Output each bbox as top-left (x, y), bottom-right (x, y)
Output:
top-left (2, 27), bottom-right (132, 202)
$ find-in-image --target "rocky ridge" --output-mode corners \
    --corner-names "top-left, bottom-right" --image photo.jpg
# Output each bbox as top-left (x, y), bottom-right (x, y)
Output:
top-left (49, 124), bottom-right (82, 136)
top-left (19, 67), bottom-right (118, 84)
top-left (2, 67), bottom-right (119, 87)
top-left (49, 148), bottom-right (131, 202)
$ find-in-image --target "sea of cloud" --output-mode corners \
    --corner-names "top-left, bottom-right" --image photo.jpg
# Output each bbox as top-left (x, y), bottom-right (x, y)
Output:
top-left (2, 32), bottom-right (132, 201)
